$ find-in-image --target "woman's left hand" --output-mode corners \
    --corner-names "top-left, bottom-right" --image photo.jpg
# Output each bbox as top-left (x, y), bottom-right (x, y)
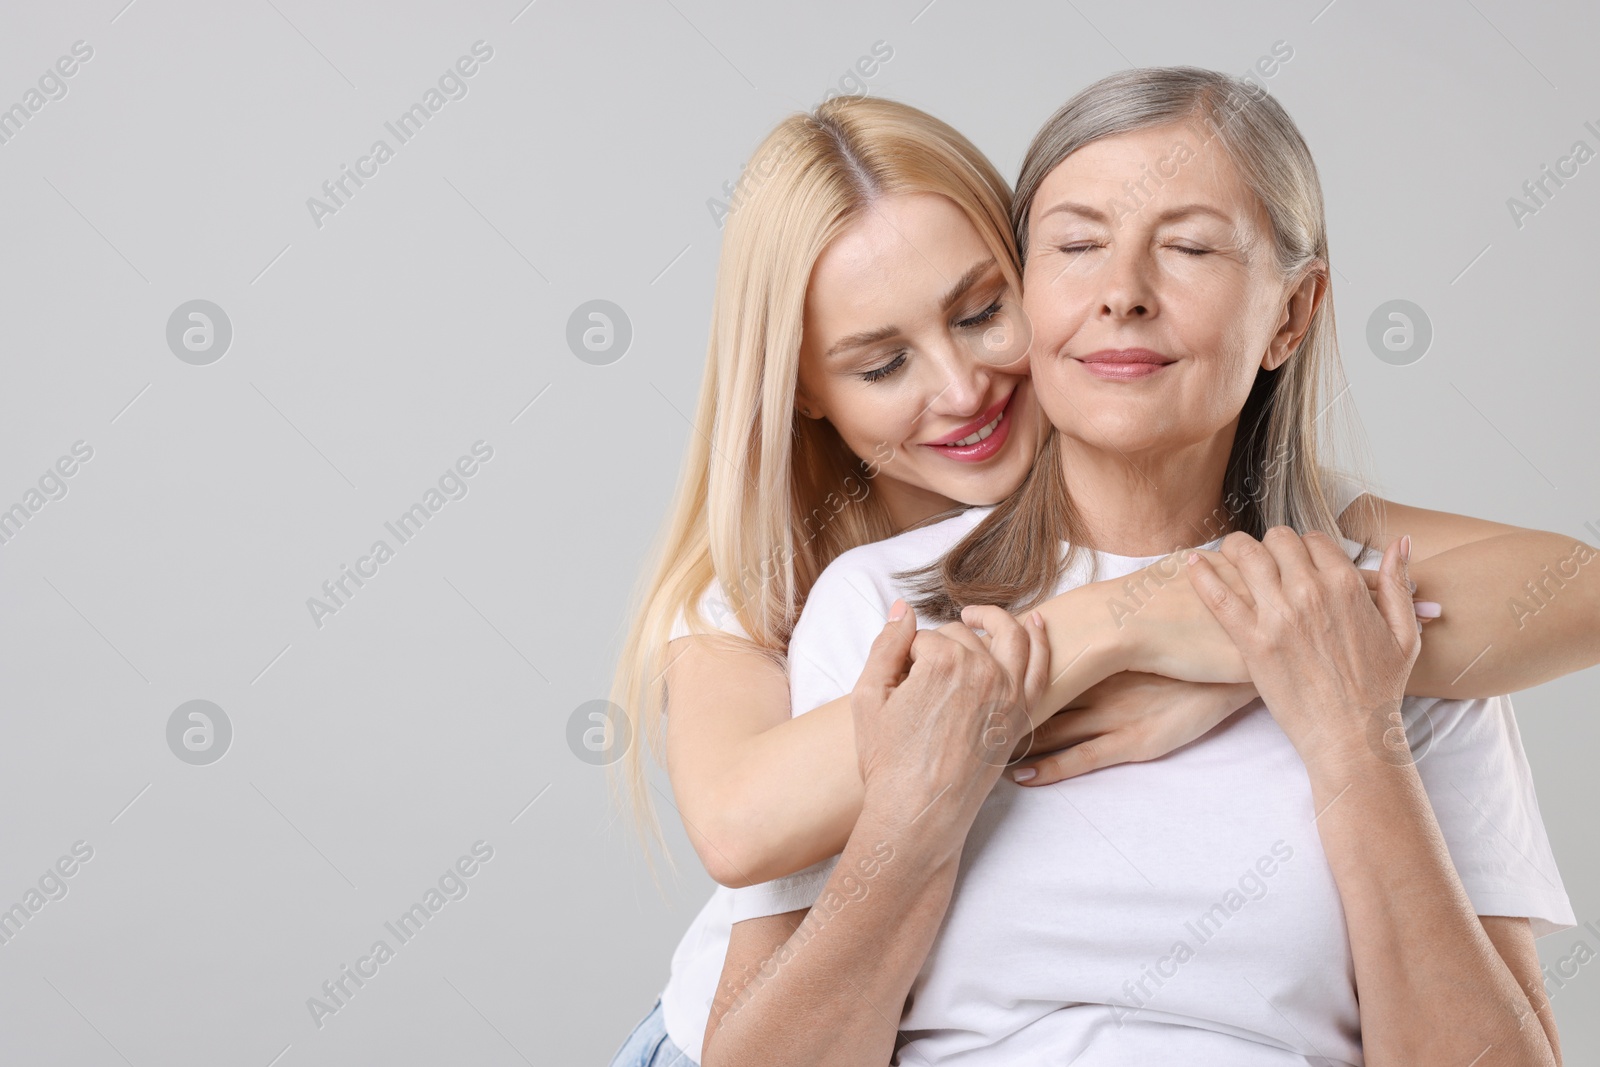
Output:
top-left (1183, 527), bottom-right (1421, 773)
top-left (1007, 673), bottom-right (1259, 785)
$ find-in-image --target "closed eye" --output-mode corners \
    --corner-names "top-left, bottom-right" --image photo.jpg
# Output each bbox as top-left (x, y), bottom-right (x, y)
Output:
top-left (956, 301), bottom-right (1003, 329)
top-left (860, 351), bottom-right (907, 383)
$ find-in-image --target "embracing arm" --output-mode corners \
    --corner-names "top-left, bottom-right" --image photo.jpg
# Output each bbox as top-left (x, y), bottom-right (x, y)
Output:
top-left (1356, 496), bottom-right (1600, 698)
top-left (665, 584), bottom-right (1137, 887)
top-left (663, 637), bottom-right (859, 888)
top-left (1188, 530), bottom-right (1560, 1065)
top-left (670, 498), bottom-right (1600, 887)
top-left (1012, 499), bottom-right (1600, 785)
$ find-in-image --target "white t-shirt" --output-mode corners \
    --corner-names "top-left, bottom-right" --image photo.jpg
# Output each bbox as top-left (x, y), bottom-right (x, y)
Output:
top-left (651, 473), bottom-right (1564, 1063)
top-left (716, 507), bottom-right (1574, 1065)
top-left (668, 581), bottom-right (749, 643)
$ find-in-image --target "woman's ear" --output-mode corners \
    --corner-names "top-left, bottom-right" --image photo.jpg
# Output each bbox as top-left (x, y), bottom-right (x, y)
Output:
top-left (1262, 266), bottom-right (1328, 372)
top-left (793, 386), bottom-right (823, 420)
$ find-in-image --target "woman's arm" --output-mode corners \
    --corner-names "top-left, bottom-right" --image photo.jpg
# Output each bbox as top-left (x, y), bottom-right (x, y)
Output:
top-left (1008, 499), bottom-right (1600, 785)
top-left (1187, 529), bottom-right (1560, 1065)
top-left (1359, 496), bottom-right (1600, 697)
top-left (665, 577), bottom-right (1152, 887)
top-left (664, 637), bottom-right (863, 888)
top-left (672, 501), bottom-right (1599, 887)
top-left (702, 605), bottom-right (1042, 1067)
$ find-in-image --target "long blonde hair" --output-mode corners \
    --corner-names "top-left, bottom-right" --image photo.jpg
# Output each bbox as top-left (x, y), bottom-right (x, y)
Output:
top-left (911, 66), bottom-right (1377, 620)
top-left (609, 95), bottom-right (1022, 873)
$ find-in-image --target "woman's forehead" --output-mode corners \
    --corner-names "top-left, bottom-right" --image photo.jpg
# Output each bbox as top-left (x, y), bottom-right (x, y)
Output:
top-left (1035, 124), bottom-right (1257, 216)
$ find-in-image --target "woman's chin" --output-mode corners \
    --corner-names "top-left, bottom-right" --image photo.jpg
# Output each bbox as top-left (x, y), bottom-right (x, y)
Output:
top-left (1056, 424), bottom-right (1173, 459)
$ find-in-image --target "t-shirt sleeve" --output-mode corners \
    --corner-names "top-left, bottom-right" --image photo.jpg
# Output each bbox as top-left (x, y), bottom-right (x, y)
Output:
top-left (1324, 468), bottom-right (1367, 518)
top-left (728, 855), bottom-right (840, 922)
top-left (1407, 693), bottom-right (1576, 938)
top-left (668, 580), bottom-right (749, 642)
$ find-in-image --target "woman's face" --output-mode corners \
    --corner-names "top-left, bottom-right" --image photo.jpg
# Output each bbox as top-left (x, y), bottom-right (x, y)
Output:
top-left (1021, 120), bottom-right (1319, 463)
top-left (796, 192), bottom-right (1040, 525)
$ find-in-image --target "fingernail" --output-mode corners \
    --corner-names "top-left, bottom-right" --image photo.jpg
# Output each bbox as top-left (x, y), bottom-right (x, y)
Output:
top-left (1185, 551), bottom-right (1200, 564)
top-left (1407, 578), bottom-right (1417, 594)
top-left (1400, 534), bottom-right (1412, 563)
top-left (1013, 768), bottom-right (1037, 782)
top-left (1030, 610), bottom-right (1045, 628)
top-left (888, 598), bottom-right (907, 621)
top-left (1413, 601), bottom-right (1442, 619)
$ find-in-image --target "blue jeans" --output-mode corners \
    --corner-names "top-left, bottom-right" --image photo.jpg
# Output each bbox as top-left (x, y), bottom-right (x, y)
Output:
top-left (609, 998), bottom-right (695, 1066)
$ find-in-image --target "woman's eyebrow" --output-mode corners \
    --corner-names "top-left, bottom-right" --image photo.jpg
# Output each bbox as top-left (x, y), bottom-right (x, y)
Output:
top-left (1037, 200), bottom-right (1233, 226)
top-left (938, 260), bottom-right (998, 311)
top-left (825, 323), bottom-right (900, 359)
top-left (1037, 200), bottom-right (1110, 223)
top-left (824, 260), bottom-right (999, 360)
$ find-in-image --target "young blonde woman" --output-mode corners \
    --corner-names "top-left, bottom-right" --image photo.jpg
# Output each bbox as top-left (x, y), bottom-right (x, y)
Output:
top-left (607, 94), bottom-right (1600, 1066)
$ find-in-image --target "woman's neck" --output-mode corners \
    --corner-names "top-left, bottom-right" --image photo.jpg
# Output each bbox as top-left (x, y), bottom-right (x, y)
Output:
top-left (878, 479), bottom-right (963, 533)
top-left (1056, 433), bottom-right (1236, 557)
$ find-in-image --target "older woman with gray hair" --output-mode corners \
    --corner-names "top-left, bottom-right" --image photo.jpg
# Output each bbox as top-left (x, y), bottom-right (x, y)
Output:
top-left (699, 67), bottom-right (1575, 1066)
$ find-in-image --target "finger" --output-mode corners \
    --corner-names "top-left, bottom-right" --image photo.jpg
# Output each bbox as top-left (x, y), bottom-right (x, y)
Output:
top-left (1359, 567), bottom-right (1386, 607)
top-left (855, 598), bottom-right (918, 700)
top-left (1183, 547), bottom-right (1252, 601)
top-left (1261, 525), bottom-right (1318, 593)
top-left (1302, 526), bottom-right (1356, 575)
top-left (932, 617), bottom-right (989, 657)
top-left (1024, 706), bottom-right (1119, 755)
top-left (1183, 551), bottom-right (1255, 633)
top-left (1220, 530), bottom-right (1282, 598)
top-left (1376, 535), bottom-right (1421, 651)
top-left (1359, 565), bottom-right (1426, 611)
top-left (1013, 730), bottom-right (1146, 785)
top-left (961, 605), bottom-right (1033, 700)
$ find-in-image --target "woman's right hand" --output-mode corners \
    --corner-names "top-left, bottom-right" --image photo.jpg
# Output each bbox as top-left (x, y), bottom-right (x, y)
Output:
top-left (1113, 548), bottom-right (1433, 685)
top-left (851, 600), bottom-right (1050, 838)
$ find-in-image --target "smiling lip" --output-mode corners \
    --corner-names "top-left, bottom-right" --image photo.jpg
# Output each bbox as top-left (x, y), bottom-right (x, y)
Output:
top-left (1075, 347), bottom-right (1174, 381)
top-left (922, 390), bottom-right (1015, 463)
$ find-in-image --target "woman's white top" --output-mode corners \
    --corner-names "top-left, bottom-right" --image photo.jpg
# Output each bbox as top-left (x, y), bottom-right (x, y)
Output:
top-left (656, 491), bottom-right (1574, 1064)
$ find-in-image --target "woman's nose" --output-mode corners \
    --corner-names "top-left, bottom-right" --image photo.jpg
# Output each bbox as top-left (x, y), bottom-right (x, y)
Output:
top-left (927, 355), bottom-right (989, 418)
top-left (1098, 247), bottom-right (1157, 320)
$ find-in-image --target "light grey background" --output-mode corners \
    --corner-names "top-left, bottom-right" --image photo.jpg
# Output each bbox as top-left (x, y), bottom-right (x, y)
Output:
top-left (1, 0), bottom-right (1596, 1063)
